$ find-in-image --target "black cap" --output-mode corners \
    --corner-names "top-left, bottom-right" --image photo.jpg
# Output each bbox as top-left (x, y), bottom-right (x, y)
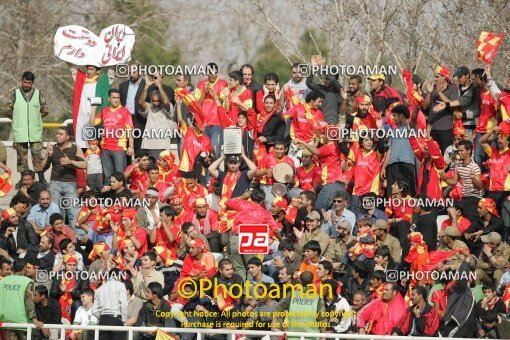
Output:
top-left (227, 155), bottom-right (240, 163)
top-left (455, 66), bottom-right (470, 77)
top-left (412, 74), bottom-right (422, 85)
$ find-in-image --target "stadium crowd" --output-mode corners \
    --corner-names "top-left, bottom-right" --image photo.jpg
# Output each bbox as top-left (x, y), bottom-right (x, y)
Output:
top-left (1, 56), bottom-right (510, 340)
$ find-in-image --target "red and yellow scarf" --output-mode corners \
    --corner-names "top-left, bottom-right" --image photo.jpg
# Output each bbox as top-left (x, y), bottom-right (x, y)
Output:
top-left (218, 171), bottom-right (241, 232)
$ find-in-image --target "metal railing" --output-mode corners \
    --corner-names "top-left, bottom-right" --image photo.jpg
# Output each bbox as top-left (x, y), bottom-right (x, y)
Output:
top-left (0, 118), bottom-right (178, 149)
top-left (0, 323), bottom-right (476, 340)
top-left (0, 118), bottom-right (73, 147)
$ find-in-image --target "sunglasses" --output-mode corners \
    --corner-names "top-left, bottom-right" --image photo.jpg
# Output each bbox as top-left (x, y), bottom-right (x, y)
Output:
top-left (333, 200), bottom-right (344, 203)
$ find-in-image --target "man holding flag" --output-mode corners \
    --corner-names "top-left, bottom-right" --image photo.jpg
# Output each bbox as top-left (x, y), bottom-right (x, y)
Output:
top-left (485, 64), bottom-right (510, 121)
top-left (70, 64), bottom-right (113, 150)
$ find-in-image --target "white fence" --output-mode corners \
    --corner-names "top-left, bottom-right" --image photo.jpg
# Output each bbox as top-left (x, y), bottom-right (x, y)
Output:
top-left (0, 323), bottom-right (478, 340)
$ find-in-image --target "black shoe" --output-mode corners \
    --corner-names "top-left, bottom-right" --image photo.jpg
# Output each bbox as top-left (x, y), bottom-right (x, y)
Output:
top-left (15, 180), bottom-right (23, 190)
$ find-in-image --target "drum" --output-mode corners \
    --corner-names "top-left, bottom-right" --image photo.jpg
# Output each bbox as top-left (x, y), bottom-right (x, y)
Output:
top-left (273, 163), bottom-right (294, 183)
top-left (272, 183), bottom-right (287, 197)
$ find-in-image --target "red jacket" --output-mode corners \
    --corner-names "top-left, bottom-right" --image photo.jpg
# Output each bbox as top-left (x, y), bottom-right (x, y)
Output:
top-left (180, 252), bottom-right (217, 278)
top-left (226, 199), bottom-right (279, 235)
top-left (371, 85), bottom-right (402, 114)
top-left (393, 303), bottom-right (440, 336)
top-left (357, 294), bottom-right (409, 335)
top-left (410, 137), bottom-right (446, 201)
top-left (385, 196), bottom-right (413, 222)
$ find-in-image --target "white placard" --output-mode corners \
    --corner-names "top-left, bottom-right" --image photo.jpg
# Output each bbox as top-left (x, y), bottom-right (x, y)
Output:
top-left (54, 24), bottom-right (135, 67)
top-left (223, 128), bottom-right (242, 155)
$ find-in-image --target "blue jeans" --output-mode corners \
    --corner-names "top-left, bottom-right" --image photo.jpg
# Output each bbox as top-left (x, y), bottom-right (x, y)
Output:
top-left (349, 195), bottom-right (363, 218)
top-left (205, 125), bottom-right (223, 159)
top-left (49, 181), bottom-right (81, 237)
top-left (315, 181), bottom-right (345, 211)
top-left (101, 149), bottom-right (127, 185)
top-left (474, 132), bottom-right (487, 172)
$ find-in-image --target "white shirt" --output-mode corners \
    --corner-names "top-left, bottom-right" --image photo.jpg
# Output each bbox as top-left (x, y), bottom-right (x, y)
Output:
top-left (71, 66), bottom-right (115, 149)
top-left (76, 82), bottom-right (96, 149)
top-left (92, 279), bottom-right (128, 321)
top-left (86, 153), bottom-right (102, 174)
top-left (74, 306), bottom-right (98, 326)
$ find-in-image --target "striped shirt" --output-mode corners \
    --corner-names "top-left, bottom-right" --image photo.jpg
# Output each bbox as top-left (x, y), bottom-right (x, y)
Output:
top-left (456, 159), bottom-right (482, 198)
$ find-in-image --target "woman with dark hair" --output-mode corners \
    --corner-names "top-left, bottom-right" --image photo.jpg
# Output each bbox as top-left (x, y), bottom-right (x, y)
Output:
top-left (256, 73), bottom-right (281, 113)
top-left (255, 95), bottom-right (286, 152)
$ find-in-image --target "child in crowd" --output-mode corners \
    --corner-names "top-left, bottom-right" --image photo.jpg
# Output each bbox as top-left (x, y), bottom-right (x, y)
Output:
top-left (70, 289), bottom-right (98, 340)
top-left (85, 140), bottom-right (103, 193)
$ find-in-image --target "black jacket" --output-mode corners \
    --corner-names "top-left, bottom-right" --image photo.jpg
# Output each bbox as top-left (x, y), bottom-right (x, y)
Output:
top-left (306, 75), bottom-right (343, 124)
top-left (50, 271), bottom-right (90, 301)
top-left (137, 300), bottom-right (173, 329)
top-left (14, 181), bottom-right (46, 207)
top-left (259, 115), bottom-right (286, 146)
top-left (17, 215), bottom-right (39, 250)
top-left (341, 275), bottom-right (369, 305)
top-left (247, 80), bottom-right (262, 104)
top-left (25, 247), bottom-right (55, 272)
top-left (393, 303), bottom-right (440, 336)
top-left (0, 232), bottom-right (16, 258)
top-left (35, 298), bottom-right (62, 324)
top-left (441, 261), bottom-right (476, 338)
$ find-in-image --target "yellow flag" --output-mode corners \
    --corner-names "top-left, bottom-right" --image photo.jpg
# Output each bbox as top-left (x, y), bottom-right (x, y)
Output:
top-left (155, 329), bottom-right (178, 340)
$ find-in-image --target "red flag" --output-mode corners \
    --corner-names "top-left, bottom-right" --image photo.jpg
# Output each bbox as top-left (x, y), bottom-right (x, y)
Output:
top-left (155, 329), bottom-right (178, 340)
top-left (402, 69), bottom-right (423, 107)
top-left (476, 32), bottom-right (505, 64)
top-left (285, 204), bottom-right (298, 225)
top-left (175, 88), bottom-right (206, 130)
top-left (284, 87), bottom-right (302, 107)
top-left (0, 168), bottom-right (12, 198)
top-left (422, 250), bottom-right (463, 271)
top-left (499, 93), bottom-right (510, 122)
top-left (216, 285), bottom-right (235, 311)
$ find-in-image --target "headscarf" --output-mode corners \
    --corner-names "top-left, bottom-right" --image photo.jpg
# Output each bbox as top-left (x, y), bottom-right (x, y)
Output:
top-left (272, 196), bottom-right (288, 211)
top-left (404, 232), bottom-right (428, 263)
top-left (63, 254), bottom-right (78, 264)
top-left (479, 198), bottom-right (499, 217)
top-left (1, 208), bottom-right (16, 222)
top-left (159, 150), bottom-right (175, 165)
top-left (189, 238), bottom-right (206, 251)
top-left (352, 227), bottom-right (376, 259)
top-left (453, 119), bottom-right (466, 136)
top-left (0, 169), bottom-right (13, 198)
top-left (153, 246), bottom-right (175, 267)
top-left (435, 66), bottom-right (451, 80)
top-left (121, 208), bottom-right (137, 220)
top-left (88, 242), bottom-right (109, 262)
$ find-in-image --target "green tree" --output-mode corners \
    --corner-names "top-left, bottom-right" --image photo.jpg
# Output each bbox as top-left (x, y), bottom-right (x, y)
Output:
top-left (298, 29), bottom-right (327, 62)
top-left (254, 38), bottom-right (295, 85)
